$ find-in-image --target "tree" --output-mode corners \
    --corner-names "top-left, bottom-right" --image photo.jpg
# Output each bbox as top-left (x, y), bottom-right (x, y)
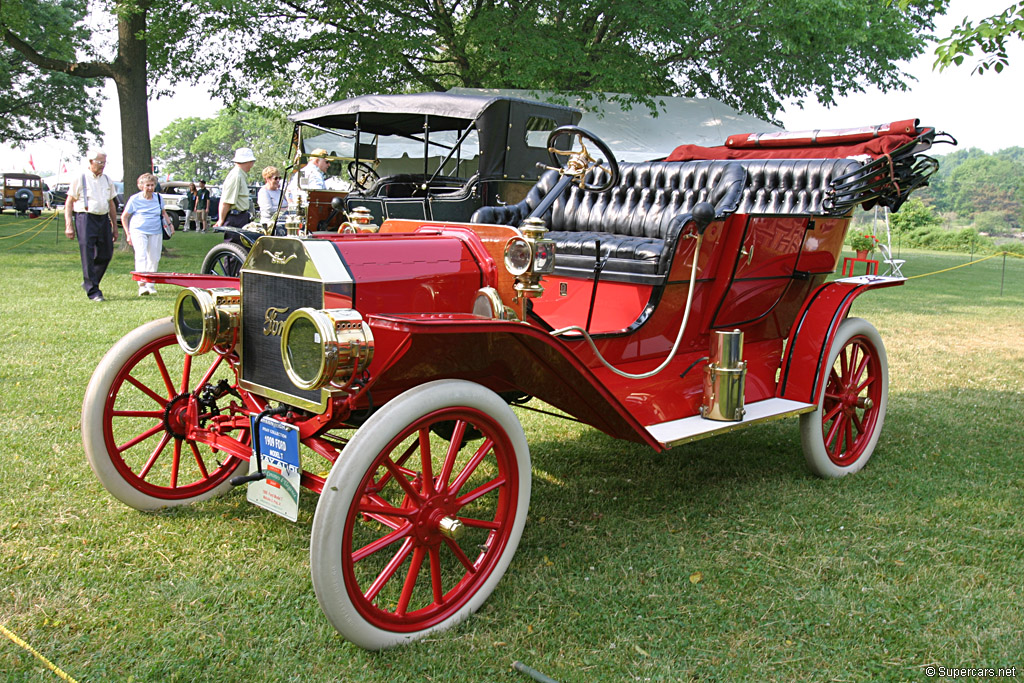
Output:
top-left (192, 0), bottom-right (948, 122)
top-left (946, 155), bottom-right (1024, 228)
top-left (890, 197), bottom-right (940, 232)
top-left (152, 106), bottom-right (293, 182)
top-left (0, 0), bottom-right (102, 149)
top-left (2, 0), bottom-right (155, 185)
top-left (932, 2), bottom-right (1024, 74)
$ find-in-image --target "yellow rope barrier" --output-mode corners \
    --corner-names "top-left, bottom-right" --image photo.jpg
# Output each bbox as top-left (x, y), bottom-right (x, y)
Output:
top-left (905, 250), bottom-right (1024, 280)
top-left (0, 214), bottom-right (55, 251)
top-left (0, 212), bottom-right (57, 239)
top-left (0, 623), bottom-right (82, 683)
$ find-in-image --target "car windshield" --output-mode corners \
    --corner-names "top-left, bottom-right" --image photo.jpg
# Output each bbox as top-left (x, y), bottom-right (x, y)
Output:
top-left (298, 124), bottom-right (481, 182)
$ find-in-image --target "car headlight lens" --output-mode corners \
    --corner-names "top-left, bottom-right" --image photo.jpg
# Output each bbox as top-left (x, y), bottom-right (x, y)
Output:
top-left (173, 287), bottom-right (240, 355)
top-left (504, 237), bottom-right (532, 276)
top-left (280, 308), bottom-right (374, 391)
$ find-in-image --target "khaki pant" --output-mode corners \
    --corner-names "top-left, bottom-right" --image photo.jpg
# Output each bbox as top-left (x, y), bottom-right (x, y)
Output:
top-left (194, 209), bottom-right (209, 232)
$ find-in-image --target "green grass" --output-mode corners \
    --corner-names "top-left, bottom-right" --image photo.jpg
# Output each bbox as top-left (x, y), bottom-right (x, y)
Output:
top-left (2, 211), bottom-right (1023, 681)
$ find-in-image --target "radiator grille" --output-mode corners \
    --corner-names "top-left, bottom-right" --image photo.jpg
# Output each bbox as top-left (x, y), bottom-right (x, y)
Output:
top-left (241, 272), bottom-right (324, 406)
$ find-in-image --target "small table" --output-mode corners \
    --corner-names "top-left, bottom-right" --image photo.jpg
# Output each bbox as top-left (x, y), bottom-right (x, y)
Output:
top-left (842, 257), bottom-right (879, 277)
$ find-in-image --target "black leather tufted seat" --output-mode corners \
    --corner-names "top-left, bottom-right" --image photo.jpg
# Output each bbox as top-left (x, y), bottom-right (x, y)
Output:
top-left (735, 158), bottom-right (864, 215)
top-left (472, 161), bottom-right (746, 284)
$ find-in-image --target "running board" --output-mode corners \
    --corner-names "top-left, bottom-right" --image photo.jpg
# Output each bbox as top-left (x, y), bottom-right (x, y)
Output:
top-left (646, 398), bottom-right (816, 448)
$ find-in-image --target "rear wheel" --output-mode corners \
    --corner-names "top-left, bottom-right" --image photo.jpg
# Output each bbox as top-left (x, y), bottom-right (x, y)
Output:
top-left (82, 318), bottom-right (253, 510)
top-left (310, 380), bottom-right (531, 649)
top-left (800, 317), bottom-right (888, 478)
top-left (200, 242), bottom-right (249, 277)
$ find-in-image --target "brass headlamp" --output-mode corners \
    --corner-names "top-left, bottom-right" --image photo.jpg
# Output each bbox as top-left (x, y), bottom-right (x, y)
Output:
top-left (506, 217), bottom-right (556, 299)
top-left (173, 287), bottom-right (240, 355)
top-left (280, 308), bottom-right (374, 391)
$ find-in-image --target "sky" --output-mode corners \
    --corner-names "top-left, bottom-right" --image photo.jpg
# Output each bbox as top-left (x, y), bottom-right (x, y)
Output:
top-left (1, 0), bottom-right (1020, 180)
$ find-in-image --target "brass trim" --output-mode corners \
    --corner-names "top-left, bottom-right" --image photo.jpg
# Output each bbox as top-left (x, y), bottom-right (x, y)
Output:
top-left (280, 308), bottom-right (374, 391)
top-left (173, 287), bottom-right (240, 356)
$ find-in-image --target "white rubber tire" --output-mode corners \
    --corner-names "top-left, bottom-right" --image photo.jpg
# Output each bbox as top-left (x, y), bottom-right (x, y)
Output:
top-left (800, 317), bottom-right (889, 478)
top-left (310, 379), bottom-right (531, 650)
top-left (82, 318), bottom-right (245, 510)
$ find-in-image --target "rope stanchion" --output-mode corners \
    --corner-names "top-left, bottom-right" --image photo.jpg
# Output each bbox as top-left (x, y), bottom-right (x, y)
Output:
top-left (905, 251), bottom-right (1023, 280)
top-left (0, 623), bottom-right (82, 683)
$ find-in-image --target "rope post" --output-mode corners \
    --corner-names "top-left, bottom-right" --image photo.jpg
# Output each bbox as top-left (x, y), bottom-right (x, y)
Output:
top-left (1001, 252), bottom-right (1007, 297)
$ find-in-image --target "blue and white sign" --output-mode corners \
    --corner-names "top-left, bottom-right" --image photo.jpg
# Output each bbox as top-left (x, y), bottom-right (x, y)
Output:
top-left (246, 417), bottom-right (301, 522)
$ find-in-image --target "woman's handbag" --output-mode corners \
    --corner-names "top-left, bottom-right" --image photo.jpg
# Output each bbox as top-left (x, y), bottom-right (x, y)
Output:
top-left (158, 194), bottom-right (172, 239)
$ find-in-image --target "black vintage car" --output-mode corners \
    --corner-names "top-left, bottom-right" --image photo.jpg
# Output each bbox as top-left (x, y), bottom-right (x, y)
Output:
top-left (200, 92), bottom-right (582, 275)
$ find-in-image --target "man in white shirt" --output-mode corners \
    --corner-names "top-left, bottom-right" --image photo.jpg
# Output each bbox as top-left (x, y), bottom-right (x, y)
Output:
top-left (286, 148), bottom-right (329, 207)
top-left (64, 150), bottom-right (119, 302)
top-left (215, 147), bottom-right (256, 229)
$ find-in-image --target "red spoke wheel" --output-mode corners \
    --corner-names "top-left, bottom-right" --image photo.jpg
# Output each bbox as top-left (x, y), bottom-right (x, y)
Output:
top-left (800, 317), bottom-right (889, 478)
top-left (311, 380), bottom-right (531, 650)
top-left (82, 318), bottom-right (251, 510)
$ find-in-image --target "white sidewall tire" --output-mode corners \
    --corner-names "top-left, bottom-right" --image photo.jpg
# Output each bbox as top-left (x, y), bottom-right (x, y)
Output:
top-left (800, 317), bottom-right (889, 478)
top-left (81, 317), bottom-right (244, 511)
top-left (310, 379), bottom-right (532, 650)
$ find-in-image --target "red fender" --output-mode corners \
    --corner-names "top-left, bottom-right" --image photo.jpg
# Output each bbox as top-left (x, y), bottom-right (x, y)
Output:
top-left (777, 276), bottom-right (904, 406)
top-left (132, 271), bottom-right (239, 289)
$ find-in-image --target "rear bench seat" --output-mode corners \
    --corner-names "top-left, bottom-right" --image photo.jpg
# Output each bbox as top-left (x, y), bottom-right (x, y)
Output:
top-left (472, 161), bottom-right (746, 284)
top-left (470, 157), bottom-right (864, 284)
top-left (735, 158), bottom-right (865, 214)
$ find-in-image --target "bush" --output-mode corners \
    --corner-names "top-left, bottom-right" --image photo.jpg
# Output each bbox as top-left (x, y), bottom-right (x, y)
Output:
top-left (901, 225), bottom-right (997, 253)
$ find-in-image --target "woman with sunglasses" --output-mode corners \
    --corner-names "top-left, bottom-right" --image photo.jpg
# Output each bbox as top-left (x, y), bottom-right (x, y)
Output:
top-left (257, 166), bottom-right (288, 229)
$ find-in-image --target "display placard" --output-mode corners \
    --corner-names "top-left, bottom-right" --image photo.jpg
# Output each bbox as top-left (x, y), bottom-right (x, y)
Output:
top-left (246, 417), bottom-right (301, 522)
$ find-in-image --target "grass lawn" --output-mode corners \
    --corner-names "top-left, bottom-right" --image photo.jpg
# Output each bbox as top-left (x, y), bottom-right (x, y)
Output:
top-left (1, 211), bottom-right (1023, 681)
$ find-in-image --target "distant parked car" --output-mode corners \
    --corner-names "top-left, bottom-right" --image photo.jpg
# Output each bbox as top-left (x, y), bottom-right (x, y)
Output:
top-left (1, 173), bottom-right (45, 217)
top-left (50, 182), bottom-right (70, 207)
top-left (156, 181), bottom-right (193, 230)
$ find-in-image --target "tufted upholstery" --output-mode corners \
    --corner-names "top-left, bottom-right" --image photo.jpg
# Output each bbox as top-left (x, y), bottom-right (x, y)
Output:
top-left (472, 161), bottom-right (746, 282)
top-left (735, 158), bottom-right (864, 215)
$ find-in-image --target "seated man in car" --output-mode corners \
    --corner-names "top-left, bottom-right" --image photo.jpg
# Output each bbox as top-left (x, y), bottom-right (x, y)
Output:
top-left (287, 148), bottom-right (329, 207)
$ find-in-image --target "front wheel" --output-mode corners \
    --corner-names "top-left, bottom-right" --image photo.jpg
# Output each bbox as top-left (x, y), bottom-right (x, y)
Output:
top-left (800, 317), bottom-right (889, 478)
top-left (82, 318), bottom-right (253, 510)
top-left (310, 380), bottom-right (531, 650)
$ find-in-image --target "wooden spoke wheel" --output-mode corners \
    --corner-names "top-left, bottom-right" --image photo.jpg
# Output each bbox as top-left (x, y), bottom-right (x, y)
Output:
top-left (82, 318), bottom-right (255, 510)
top-left (800, 317), bottom-right (889, 478)
top-left (310, 380), bottom-right (531, 649)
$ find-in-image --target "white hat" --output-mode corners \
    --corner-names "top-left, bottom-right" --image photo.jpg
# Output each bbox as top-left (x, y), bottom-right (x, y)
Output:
top-left (232, 147), bottom-right (256, 163)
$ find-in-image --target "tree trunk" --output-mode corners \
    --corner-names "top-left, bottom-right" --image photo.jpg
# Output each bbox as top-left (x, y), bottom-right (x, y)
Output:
top-left (113, 7), bottom-right (152, 190)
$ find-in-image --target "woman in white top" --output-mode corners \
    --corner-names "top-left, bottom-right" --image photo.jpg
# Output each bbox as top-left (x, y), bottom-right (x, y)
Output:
top-left (120, 173), bottom-right (171, 296)
top-left (258, 166), bottom-right (287, 228)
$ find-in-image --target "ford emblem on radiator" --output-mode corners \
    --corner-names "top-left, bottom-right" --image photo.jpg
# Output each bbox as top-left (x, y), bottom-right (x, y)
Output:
top-left (263, 307), bottom-right (290, 336)
top-left (267, 251), bottom-right (297, 265)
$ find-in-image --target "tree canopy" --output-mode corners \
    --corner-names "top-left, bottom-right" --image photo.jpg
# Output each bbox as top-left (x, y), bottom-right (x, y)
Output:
top-left (151, 106), bottom-right (293, 182)
top-left (932, 2), bottom-right (1023, 74)
top-left (0, 0), bottom-right (102, 149)
top-left (188, 0), bottom-right (949, 122)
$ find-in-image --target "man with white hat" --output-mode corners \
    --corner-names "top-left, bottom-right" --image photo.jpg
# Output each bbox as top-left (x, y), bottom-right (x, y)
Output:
top-left (286, 148), bottom-right (329, 208)
top-left (215, 147), bottom-right (256, 228)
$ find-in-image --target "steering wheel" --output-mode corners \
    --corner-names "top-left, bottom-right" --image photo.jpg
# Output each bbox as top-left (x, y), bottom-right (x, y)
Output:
top-left (545, 126), bottom-right (619, 192)
top-left (348, 161), bottom-right (380, 191)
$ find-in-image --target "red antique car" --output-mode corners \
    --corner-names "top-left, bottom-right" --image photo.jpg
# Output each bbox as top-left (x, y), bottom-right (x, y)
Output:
top-left (82, 119), bottom-right (952, 649)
